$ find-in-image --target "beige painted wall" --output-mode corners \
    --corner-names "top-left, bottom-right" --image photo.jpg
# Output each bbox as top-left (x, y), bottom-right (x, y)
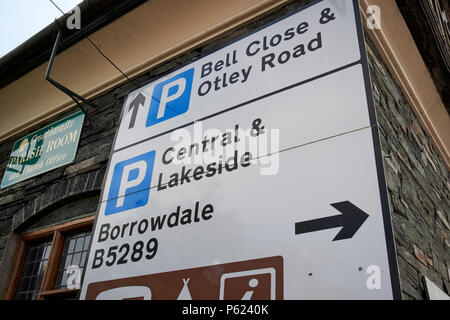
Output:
top-left (360, 0), bottom-right (450, 168)
top-left (0, 0), bottom-right (289, 142)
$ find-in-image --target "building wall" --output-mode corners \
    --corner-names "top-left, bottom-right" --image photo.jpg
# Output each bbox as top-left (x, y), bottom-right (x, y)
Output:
top-left (0, 0), bottom-right (448, 299)
top-left (366, 36), bottom-right (450, 299)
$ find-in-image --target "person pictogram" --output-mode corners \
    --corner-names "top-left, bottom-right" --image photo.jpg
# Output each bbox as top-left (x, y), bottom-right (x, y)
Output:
top-left (177, 278), bottom-right (192, 300)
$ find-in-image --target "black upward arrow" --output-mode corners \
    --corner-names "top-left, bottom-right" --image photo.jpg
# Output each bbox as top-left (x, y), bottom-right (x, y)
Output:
top-left (295, 201), bottom-right (369, 241)
top-left (128, 93), bottom-right (146, 129)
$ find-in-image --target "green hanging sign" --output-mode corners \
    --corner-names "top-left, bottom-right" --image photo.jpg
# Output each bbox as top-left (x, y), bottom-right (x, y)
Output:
top-left (1, 110), bottom-right (85, 188)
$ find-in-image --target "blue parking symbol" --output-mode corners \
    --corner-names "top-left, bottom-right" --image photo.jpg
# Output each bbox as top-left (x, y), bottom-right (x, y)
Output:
top-left (105, 151), bottom-right (156, 216)
top-left (146, 68), bottom-right (194, 127)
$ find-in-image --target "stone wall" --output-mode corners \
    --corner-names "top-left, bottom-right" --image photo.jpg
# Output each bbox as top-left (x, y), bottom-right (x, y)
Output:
top-left (366, 37), bottom-right (450, 299)
top-left (0, 0), bottom-right (448, 299)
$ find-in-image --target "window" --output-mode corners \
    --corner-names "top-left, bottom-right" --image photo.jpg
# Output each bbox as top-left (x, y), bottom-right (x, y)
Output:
top-left (54, 231), bottom-right (91, 290)
top-left (2, 216), bottom-right (94, 300)
top-left (15, 240), bottom-right (52, 300)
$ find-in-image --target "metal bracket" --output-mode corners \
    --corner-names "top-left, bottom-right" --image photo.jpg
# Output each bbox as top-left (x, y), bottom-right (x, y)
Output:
top-left (45, 29), bottom-right (97, 117)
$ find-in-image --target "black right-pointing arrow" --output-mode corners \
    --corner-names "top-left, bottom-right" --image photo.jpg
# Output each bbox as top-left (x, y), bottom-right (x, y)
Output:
top-left (128, 93), bottom-right (146, 129)
top-left (295, 201), bottom-right (369, 241)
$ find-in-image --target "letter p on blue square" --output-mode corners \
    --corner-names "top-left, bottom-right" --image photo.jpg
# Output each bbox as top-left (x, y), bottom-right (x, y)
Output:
top-left (105, 151), bottom-right (156, 216)
top-left (146, 68), bottom-right (194, 127)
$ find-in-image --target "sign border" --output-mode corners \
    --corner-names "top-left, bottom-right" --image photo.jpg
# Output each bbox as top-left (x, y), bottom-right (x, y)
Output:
top-left (351, 0), bottom-right (402, 300)
top-left (80, 0), bottom-right (402, 300)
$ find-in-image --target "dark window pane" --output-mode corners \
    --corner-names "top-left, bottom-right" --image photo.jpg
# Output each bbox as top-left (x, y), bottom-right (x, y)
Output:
top-left (30, 276), bottom-right (41, 292)
top-left (28, 248), bottom-right (37, 261)
top-left (23, 263), bottom-right (33, 277)
top-left (35, 246), bottom-right (44, 261)
top-left (75, 237), bottom-right (84, 252)
top-left (64, 254), bottom-right (73, 269)
top-left (59, 271), bottom-right (68, 289)
top-left (80, 252), bottom-right (87, 267)
top-left (19, 277), bottom-right (30, 293)
top-left (43, 244), bottom-right (51, 260)
top-left (67, 239), bottom-right (76, 254)
top-left (31, 261), bottom-right (40, 276)
top-left (38, 260), bottom-right (47, 278)
top-left (83, 235), bottom-right (91, 251)
top-left (72, 253), bottom-right (81, 266)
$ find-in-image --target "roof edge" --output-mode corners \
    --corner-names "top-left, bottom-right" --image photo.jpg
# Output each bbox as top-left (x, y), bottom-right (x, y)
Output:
top-left (0, 0), bottom-right (147, 89)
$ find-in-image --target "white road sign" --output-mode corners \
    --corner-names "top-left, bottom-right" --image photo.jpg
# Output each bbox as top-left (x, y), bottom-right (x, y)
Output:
top-left (80, 0), bottom-right (401, 300)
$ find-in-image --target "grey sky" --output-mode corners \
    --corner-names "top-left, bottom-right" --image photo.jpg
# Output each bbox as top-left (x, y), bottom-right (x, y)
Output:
top-left (0, 0), bottom-right (82, 58)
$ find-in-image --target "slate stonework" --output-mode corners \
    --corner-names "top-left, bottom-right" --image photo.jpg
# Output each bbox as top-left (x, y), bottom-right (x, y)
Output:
top-left (0, 1), bottom-right (448, 299)
top-left (366, 36), bottom-right (450, 299)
